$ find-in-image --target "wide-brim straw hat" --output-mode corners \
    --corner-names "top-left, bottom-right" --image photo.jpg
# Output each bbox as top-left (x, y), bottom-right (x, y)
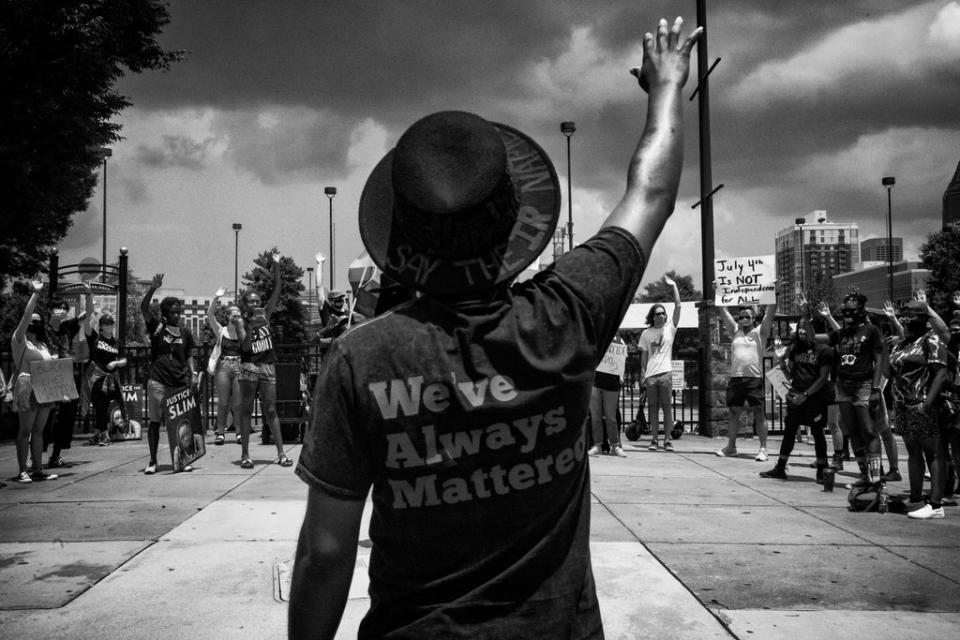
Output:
top-left (359, 111), bottom-right (560, 295)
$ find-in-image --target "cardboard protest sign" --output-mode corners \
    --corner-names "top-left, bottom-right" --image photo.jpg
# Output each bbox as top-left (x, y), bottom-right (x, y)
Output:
top-left (764, 367), bottom-right (791, 402)
top-left (29, 358), bottom-right (78, 403)
top-left (714, 255), bottom-right (776, 306)
top-left (596, 340), bottom-right (628, 378)
top-left (163, 386), bottom-right (206, 471)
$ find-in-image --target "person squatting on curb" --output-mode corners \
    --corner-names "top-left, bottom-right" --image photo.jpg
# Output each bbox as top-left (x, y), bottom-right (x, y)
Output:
top-left (288, 16), bottom-right (702, 640)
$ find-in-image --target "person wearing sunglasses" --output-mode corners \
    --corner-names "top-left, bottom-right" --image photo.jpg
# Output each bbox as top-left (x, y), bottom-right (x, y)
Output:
top-left (639, 275), bottom-right (682, 451)
top-left (716, 302), bottom-right (777, 460)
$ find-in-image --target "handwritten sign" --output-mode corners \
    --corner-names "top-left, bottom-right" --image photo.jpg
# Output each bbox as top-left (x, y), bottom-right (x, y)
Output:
top-left (29, 358), bottom-right (78, 403)
top-left (764, 367), bottom-right (791, 402)
top-left (597, 341), bottom-right (628, 378)
top-left (715, 255), bottom-right (776, 306)
top-left (671, 361), bottom-right (686, 391)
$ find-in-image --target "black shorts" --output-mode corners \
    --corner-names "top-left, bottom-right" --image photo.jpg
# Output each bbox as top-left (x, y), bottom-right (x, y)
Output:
top-left (726, 377), bottom-right (763, 408)
top-left (787, 390), bottom-right (829, 424)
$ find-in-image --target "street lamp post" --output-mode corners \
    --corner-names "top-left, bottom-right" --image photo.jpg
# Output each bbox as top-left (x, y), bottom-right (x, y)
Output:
top-left (882, 176), bottom-right (896, 303)
top-left (306, 266), bottom-right (314, 322)
top-left (324, 186), bottom-right (337, 289)
top-left (560, 122), bottom-right (576, 251)
top-left (100, 147), bottom-right (112, 281)
top-left (232, 223), bottom-right (242, 301)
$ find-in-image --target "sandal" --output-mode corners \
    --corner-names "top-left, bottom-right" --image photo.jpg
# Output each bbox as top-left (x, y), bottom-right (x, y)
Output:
top-left (240, 458), bottom-right (254, 469)
top-left (214, 434), bottom-right (225, 446)
top-left (277, 455), bottom-right (293, 467)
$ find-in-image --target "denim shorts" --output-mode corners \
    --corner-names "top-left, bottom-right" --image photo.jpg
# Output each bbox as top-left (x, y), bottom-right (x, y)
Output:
top-left (239, 362), bottom-right (276, 384)
top-left (835, 379), bottom-right (872, 407)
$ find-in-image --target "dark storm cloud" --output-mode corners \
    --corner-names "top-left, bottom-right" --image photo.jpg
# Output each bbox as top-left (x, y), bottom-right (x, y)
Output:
top-left (134, 134), bottom-right (217, 169)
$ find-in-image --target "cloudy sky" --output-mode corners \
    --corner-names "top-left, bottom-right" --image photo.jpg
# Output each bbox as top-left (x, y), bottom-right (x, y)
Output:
top-left (57, 0), bottom-right (960, 297)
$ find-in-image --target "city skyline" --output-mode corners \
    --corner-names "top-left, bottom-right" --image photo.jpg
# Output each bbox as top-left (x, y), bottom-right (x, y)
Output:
top-left (51, 1), bottom-right (960, 294)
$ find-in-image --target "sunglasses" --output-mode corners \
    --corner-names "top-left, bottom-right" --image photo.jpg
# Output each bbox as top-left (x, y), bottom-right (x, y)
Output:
top-left (654, 311), bottom-right (667, 317)
top-left (738, 315), bottom-right (753, 320)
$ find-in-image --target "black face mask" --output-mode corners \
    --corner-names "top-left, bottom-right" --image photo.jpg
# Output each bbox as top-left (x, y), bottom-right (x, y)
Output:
top-left (905, 318), bottom-right (927, 334)
top-left (841, 308), bottom-right (864, 324)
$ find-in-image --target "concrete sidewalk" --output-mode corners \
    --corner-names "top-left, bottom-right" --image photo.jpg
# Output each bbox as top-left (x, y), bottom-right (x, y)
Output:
top-left (1, 431), bottom-right (959, 639)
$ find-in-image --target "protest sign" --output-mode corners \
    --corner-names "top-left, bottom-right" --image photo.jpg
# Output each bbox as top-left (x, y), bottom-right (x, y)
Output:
top-left (671, 361), bottom-right (686, 391)
top-left (714, 255), bottom-right (776, 306)
top-left (597, 340), bottom-right (628, 378)
top-left (110, 384), bottom-right (144, 440)
top-left (163, 386), bottom-right (206, 471)
top-left (764, 367), bottom-right (791, 402)
top-left (29, 358), bottom-right (78, 404)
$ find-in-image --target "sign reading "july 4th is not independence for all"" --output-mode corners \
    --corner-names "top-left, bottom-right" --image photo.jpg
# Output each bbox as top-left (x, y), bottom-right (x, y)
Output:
top-left (714, 255), bottom-right (777, 306)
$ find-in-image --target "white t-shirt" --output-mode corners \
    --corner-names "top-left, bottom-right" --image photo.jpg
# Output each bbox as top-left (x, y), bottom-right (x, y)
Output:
top-left (730, 327), bottom-right (763, 378)
top-left (639, 322), bottom-right (676, 379)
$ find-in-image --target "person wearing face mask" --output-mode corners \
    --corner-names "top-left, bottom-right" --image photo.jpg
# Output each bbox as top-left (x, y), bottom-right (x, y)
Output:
top-left (206, 288), bottom-right (245, 446)
top-left (237, 254), bottom-right (292, 469)
top-left (760, 311), bottom-right (833, 481)
top-left (819, 292), bottom-right (884, 488)
top-left (888, 300), bottom-right (951, 519)
top-left (44, 295), bottom-right (84, 467)
top-left (81, 282), bottom-right (127, 447)
top-left (10, 280), bottom-right (59, 483)
top-left (141, 273), bottom-right (198, 475)
top-left (716, 302), bottom-right (778, 461)
top-left (639, 275), bottom-right (681, 451)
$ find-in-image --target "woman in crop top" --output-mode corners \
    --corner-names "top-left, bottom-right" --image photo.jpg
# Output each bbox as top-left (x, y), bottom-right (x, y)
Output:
top-left (207, 288), bottom-right (244, 446)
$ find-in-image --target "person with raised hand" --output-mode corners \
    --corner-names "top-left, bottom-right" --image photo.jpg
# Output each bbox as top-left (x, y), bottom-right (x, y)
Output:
top-left (639, 274), bottom-right (682, 451)
top-left (81, 281), bottom-right (127, 448)
top-left (237, 252), bottom-right (291, 468)
top-left (290, 16), bottom-right (701, 639)
top-left (10, 280), bottom-right (59, 483)
top-left (141, 273), bottom-right (198, 474)
top-left (206, 286), bottom-right (244, 446)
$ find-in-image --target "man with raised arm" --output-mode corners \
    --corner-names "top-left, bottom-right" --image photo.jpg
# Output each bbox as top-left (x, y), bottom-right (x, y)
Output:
top-left (290, 16), bottom-right (702, 640)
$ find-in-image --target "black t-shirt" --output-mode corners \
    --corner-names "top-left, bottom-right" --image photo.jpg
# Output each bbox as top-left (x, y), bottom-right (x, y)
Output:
top-left (786, 340), bottom-right (832, 393)
top-left (146, 317), bottom-right (195, 387)
top-left (50, 317), bottom-right (81, 359)
top-left (829, 323), bottom-right (882, 383)
top-left (88, 329), bottom-right (121, 371)
top-left (297, 227), bottom-right (644, 639)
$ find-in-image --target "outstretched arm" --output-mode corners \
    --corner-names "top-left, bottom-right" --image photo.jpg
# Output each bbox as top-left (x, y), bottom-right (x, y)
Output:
top-left (601, 17), bottom-right (702, 261)
top-left (142, 273), bottom-right (163, 324)
top-left (207, 288), bottom-right (226, 335)
top-left (264, 253), bottom-right (282, 319)
top-left (914, 290), bottom-right (949, 342)
top-left (666, 275), bottom-right (682, 327)
top-left (13, 280), bottom-right (43, 344)
top-left (758, 303), bottom-right (777, 340)
top-left (717, 304), bottom-right (737, 336)
top-left (81, 282), bottom-right (94, 337)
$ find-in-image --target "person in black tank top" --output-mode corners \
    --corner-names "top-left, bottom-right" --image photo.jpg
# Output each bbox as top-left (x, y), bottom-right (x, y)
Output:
top-left (237, 255), bottom-right (292, 468)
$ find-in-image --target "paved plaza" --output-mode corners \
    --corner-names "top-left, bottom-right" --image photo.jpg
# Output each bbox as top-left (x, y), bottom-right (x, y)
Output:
top-left (1, 430), bottom-right (959, 639)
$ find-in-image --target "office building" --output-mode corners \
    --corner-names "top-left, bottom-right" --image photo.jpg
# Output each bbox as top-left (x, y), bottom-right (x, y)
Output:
top-left (833, 261), bottom-right (929, 306)
top-left (945, 161), bottom-right (960, 229)
top-left (861, 237), bottom-right (903, 263)
top-left (774, 211), bottom-right (859, 315)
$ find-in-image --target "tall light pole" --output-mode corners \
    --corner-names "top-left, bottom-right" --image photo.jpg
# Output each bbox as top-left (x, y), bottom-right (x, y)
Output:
top-left (560, 122), bottom-right (576, 251)
top-left (882, 176), bottom-right (895, 303)
top-left (99, 147), bottom-right (112, 281)
top-left (306, 266), bottom-right (314, 322)
top-left (324, 186), bottom-right (337, 289)
top-left (232, 223), bottom-right (242, 301)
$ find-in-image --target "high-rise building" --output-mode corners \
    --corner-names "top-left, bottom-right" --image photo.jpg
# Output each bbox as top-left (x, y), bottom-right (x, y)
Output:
top-left (861, 237), bottom-right (903, 263)
top-left (774, 211), bottom-right (859, 315)
top-left (944, 161), bottom-right (960, 229)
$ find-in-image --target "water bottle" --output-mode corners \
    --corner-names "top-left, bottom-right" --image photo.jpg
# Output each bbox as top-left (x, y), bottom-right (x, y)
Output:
top-left (878, 490), bottom-right (889, 514)
top-left (822, 467), bottom-right (835, 492)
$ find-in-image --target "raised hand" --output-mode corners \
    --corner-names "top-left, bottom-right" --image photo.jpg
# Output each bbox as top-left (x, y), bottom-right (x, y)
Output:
top-left (31, 280), bottom-right (43, 293)
top-left (664, 275), bottom-right (676, 287)
top-left (773, 336), bottom-right (786, 360)
top-left (215, 287), bottom-right (226, 298)
top-left (151, 273), bottom-right (164, 289)
top-left (914, 289), bottom-right (926, 303)
top-left (81, 281), bottom-right (93, 295)
top-left (882, 301), bottom-right (896, 317)
top-left (272, 252), bottom-right (281, 264)
top-left (953, 291), bottom-right (960, 308)
top-left (315, 252), bottom-right (326, 265)
top-left (796, 292), bottom-right (808, 309)
top-left (816, 301), bottom-right (831, 318)
top-left (630, 17), bottom-right (702, 94)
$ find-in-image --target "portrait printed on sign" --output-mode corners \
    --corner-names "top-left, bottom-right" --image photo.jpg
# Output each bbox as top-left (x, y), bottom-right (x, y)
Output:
top-left (163, 386), bottom-right (206, 471)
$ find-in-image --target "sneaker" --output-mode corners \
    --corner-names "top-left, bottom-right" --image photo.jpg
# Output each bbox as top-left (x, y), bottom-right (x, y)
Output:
top-left (648, 440), bottom-right (661, 451)
top-left (883, 469), bottom-right (902, 482)
top-left (663, 441), bottom-right (674, 452)
top-left (908, 504), bottom-right (945, 519)
top-left (144, 463), bottom-right (157, 475)
top-left (755, 448), bottom-right (769, 462)
top-left (832, 455), bottom-right (844, 472)
top-left (759, 466), bottom-right (787, 479)
top-left (612, 446), bottom-right (627, 458)
top-left (30, 470), bottom-right (58, 481)
top-left (715, 446), bottom-right (737, 457)
top-left (16, 471), bottom-right (32, 483)
top-left (48, 456), bottom-right (66, 468)
top-left (98, 438), bottom-right (111, 447)
top-left (240, 458), bottom-right (254, 469)
top-left (181, 465), bottom-right (193, 473)
top-left (587, 446), bottom-right (601, 457)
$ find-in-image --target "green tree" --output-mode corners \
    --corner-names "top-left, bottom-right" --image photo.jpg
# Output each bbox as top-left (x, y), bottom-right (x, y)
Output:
top-left (802, 268), bottom-right (839, 313)
top-left (919, 222), bottom-right (960, 316)
top-left (241, 248), bottom-right (307, 343)
top-left (0, 1), bottom-right (181, 286)
top-left (635, 271), bottom-right (702, 303)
